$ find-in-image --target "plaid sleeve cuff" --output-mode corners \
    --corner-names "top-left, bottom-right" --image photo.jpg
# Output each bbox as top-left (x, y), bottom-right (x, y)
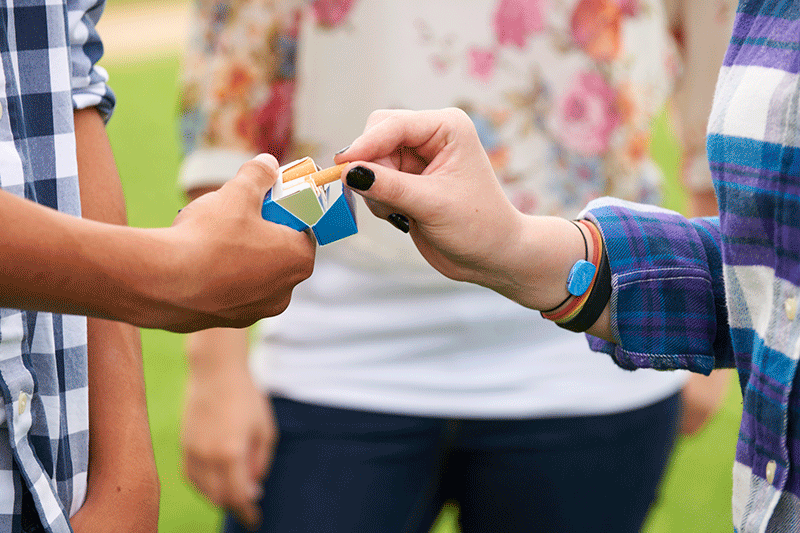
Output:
top-left (68, 0), bottom-right (116, 121)
top-left (579, 198), bottom-right (731, 375)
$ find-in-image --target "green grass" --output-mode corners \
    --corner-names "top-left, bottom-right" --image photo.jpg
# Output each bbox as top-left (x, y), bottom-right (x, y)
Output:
top-left (106, 54), bottom-right (742, 533)
top-left (106, 55), bottom-right (223, 531)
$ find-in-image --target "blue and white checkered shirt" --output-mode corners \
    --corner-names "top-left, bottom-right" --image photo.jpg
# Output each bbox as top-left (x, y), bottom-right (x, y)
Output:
top-left (0, 0), bottom-right (114, 530)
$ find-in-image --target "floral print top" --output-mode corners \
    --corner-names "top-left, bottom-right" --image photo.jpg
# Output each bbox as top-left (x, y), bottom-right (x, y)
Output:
top-left (177, 0), bottom-right (736, 419)
top-left (179, 0), bottom-right (734, 264)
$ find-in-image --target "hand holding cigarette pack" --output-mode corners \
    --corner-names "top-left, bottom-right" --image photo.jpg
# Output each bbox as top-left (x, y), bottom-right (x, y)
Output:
top-left (262, 157), bottom-right (358, 245)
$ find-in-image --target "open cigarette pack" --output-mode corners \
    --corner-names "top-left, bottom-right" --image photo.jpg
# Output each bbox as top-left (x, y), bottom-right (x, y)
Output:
top-left (261, 157), bottom-right (358, 245)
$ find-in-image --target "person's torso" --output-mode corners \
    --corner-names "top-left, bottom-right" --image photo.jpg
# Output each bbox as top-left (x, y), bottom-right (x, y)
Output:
top-left (252, 0), bottom-right (687, 419)
top-left (707, 1), bottom-right (800, 530)
top-left (0, 1), bottom-right (89, 528)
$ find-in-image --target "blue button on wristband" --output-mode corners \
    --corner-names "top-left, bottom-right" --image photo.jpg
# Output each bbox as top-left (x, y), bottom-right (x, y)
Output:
top-left (566, 259), bottom-right (596, 296)
top-left (541, 220), bottom-right (591, 314)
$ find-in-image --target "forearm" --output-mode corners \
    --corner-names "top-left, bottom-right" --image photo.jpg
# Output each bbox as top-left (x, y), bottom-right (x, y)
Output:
top-left (0, 188), bottom-right (186, 324)
top-left (182, 325), bottom-right (274, 530)
top-left (72, 107), bottom-right (158, 528)
top-left (338, 109), bottom-right (731, 373)
top-left (76, 319), bottom-right (159, 529)
top-left (671, 0), bottom-right (736, 214)
top-left (186, 327), bottom-right (251, 378)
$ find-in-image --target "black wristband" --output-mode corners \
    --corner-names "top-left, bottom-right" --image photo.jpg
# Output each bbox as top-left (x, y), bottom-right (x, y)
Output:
top-left (556, 243), bottom-right (611, 333)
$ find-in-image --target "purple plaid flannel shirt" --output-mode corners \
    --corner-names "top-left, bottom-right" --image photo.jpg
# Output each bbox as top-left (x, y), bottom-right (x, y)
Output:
top-left (580, 2), bottom-right (800, 530)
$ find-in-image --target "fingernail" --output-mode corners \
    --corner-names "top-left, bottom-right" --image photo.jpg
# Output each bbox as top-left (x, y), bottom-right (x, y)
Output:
top-left (388, 213), bottom-right (409, 233)
top-left (335, 144), bottom-right (351, 155)
top-left (346, 166), bottom-right (374, 191)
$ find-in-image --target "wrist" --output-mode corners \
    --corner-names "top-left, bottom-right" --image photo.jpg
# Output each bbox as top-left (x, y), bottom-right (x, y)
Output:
top-left (76, 469), bottom-right (159, 532)
top-left (187, 359), bottom-right (253, 384)
top-left (81, 224), bottom-right (195, 328)
top-left (185, 328), bottom-right (252, 379)
top-left (484, 215), bottom-right (589, 311)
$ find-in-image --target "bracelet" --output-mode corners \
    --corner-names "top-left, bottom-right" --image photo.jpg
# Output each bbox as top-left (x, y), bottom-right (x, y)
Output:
top-left (557, 221), bottom-right (612, 333)
top-left (542, 220), bottom-right (600, 322)
top-left (541, 220), bottom-right (594, 314)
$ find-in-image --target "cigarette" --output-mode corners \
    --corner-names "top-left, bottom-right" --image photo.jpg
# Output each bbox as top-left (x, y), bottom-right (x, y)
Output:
top-left (304, 163), bottom-right (348, 187)
top-left (282, 158), bottom-right (318, 182)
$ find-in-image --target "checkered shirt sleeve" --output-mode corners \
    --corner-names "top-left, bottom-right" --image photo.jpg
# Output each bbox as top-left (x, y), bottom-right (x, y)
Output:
top-left (579, 197), bottom-right (733, 375)
top-left (68, 0), bottom-right (115, 119)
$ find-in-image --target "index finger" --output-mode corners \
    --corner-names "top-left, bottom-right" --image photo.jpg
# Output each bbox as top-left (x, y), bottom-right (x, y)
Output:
top-left (335, 108), bottom-right (469, 167)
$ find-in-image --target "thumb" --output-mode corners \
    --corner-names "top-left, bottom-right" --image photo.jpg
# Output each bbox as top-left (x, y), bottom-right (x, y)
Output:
top-left (250, 424), bottom-right (273, 482)
top-left (342, 162), bottom-right (438, 222)
top-left (223, 153), bottom-right (280, 209)
top-left (230, 453), bottom-right (264, 530)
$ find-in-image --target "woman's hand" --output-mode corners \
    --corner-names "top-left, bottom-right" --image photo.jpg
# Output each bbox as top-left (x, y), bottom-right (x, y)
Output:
top-left (335, 108), bottom-right (602, 325)
top-left (182, 328), bottom-right (277, 530)
top-left (336, 109), bottom-right (532, 289)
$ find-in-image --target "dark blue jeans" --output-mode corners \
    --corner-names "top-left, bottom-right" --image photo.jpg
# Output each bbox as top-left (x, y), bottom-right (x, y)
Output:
top-left (225, 393), bottom-right (681, 533)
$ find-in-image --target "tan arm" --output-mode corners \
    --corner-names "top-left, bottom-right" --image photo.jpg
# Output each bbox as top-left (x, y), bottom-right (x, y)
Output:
top-left (68, 108), bottom-right (158, 531)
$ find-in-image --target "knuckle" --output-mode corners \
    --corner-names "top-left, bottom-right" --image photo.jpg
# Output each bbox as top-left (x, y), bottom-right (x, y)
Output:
top-left (238, 158), bottom-right (269, 175)
top-left (229, 317), bottom-right (256, 329)
top-left (444, 106), bottom-right (470, 122)
top-left (205, 489), bottom-right (224, 506)
top-left (196, 444), bottom-right (237, 464)
top-left (218, 448), bottom-right (239, 464)
top-left (297, 252), bottom-right (315, 280)
top-left (268, 296), bottom-right (292, 317)
top-left (284, 239), bottom-right (316, 281)
top-left (237, 160), bottom-right (275, 187)
top-left (264, 430), bottom-right (280, 448)
top-left (367, 109), bottom-right (392, 126)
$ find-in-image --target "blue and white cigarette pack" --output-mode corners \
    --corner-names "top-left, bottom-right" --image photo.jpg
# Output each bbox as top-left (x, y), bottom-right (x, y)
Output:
top-left (261, 157), bottom-right (358, 245)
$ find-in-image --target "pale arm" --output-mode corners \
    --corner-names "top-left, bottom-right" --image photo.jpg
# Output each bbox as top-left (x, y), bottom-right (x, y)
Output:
top-left (182, 326), bottom-right (276, 530)
top-left (667, 0), bottom-right (736, 216)
top-left (337, 109), bottom-right (730, 374)
top-left (337, 109), bottom-right (612, 338)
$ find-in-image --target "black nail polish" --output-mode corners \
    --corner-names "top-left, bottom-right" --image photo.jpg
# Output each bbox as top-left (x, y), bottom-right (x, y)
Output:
top-left (346, 166), bottom-right (375, 191)
top-left (335, 144), bottom-right (351, 155)
top-left (388, 213), bottom-right (410, 233)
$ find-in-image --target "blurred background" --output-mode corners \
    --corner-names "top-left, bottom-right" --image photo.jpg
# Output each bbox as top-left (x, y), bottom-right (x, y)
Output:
top-left (99, 0), bottom-right (742, 531)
